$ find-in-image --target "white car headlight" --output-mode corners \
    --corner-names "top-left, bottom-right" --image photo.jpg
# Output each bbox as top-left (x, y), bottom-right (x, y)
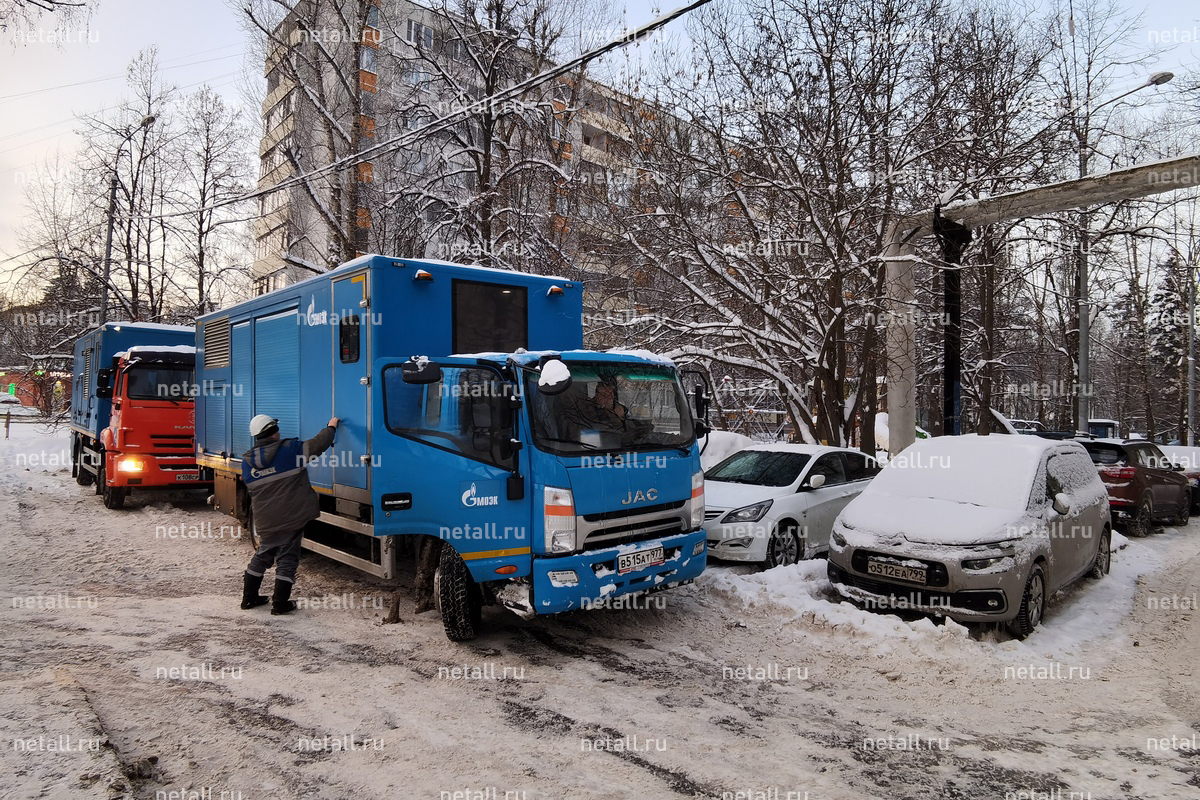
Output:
top-left (722, 499), bottom-right (773, 524)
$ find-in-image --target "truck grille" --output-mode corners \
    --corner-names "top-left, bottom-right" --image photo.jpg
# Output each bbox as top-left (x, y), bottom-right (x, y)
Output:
top-left (148, 434), bottom-right (194, 454)
top-left (579, 501), bottom-right (689, 551)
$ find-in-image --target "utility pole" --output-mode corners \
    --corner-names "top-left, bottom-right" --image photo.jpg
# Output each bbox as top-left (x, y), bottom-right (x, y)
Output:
top-left (98, 115), bottom-right (156, 324)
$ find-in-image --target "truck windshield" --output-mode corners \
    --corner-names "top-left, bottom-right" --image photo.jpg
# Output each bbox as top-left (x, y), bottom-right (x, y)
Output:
top-left (124, 365), bottom-right (195, 401)
top-left (526, 363), bottom-right (694, 455)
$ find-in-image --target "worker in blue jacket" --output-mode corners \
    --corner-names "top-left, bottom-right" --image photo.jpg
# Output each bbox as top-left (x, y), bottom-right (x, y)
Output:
top-left (240, 414), bottom-right (338, 614)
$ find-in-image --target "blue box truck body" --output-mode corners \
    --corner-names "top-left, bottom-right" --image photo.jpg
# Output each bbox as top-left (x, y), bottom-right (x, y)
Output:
top-left (196, 255), bottom-right (707, 639)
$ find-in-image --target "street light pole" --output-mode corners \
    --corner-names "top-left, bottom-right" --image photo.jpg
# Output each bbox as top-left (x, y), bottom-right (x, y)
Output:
top-left (98, 114), bottom-right (156, 325)
top-left (1075, 71), bottom-right (1173, 435)
top-left (1189, 263), bottom-right (1196, 446)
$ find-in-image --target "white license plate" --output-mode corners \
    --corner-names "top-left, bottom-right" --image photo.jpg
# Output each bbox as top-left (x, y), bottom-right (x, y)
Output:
top-left (866, 559), bottom-right (927, 584)
top-left (617, 546), bottom-right (665, 575)
top-left (175, 473), bottom-right (201, 482)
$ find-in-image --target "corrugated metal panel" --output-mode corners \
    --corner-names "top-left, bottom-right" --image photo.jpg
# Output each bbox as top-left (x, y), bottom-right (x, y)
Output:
top-left (232, 322), bottom-right (253, 455)
top-left (254, 308), bottom-right (299, 439)
top-left (205, 381), bottom-right (227, 452)
top-left (203, 318), bottom-right (231, 368)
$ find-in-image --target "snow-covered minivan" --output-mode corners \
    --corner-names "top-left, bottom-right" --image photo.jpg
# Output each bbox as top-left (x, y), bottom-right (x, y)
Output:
top-left (827, 435), bottom-right (1111, 638)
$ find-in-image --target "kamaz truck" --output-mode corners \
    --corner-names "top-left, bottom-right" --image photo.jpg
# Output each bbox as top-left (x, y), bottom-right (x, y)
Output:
top-left (70, 323), bottom-right (208, 508)
top-left (195, 255), bottom-right (709, 640)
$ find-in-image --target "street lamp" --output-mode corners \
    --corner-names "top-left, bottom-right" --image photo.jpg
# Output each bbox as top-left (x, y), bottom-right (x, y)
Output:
top-left (99, 114), bottom-right (156, 324)
top-left (1076, 72), bottom-right (1172, 435)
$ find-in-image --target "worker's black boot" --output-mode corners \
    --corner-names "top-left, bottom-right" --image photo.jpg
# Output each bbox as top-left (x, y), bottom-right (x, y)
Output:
top-left (240, 573), bottom-right (269, 610)
top-left (270, 579), bottom-right (296, 615)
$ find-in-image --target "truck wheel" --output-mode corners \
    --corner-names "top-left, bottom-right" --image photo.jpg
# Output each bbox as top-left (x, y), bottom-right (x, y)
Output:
top-left (98, 458), bottom-right (127, 510)
top-left (1090, 527), bottom-right (1111, 579)
top-left (434, 545), bottom-right (482, 642)
top-left (74, 440), bottom-right (94, 487)
top-left (1007, 564), bottom-right (1045, 640)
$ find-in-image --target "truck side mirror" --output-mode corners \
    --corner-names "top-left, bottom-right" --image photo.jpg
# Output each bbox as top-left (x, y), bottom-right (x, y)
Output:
top-left (693, 385), bottom-right (709, 421)
top-left (401, 359), bottom-right (442, 384)
top-left (95, 368), bottom-right (113, 399)
top-left (537, 358), bottom-right (572, 395)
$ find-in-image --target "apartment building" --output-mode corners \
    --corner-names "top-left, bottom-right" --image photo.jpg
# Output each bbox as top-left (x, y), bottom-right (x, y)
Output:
top-left (252, 0), bottom-right (649, 295)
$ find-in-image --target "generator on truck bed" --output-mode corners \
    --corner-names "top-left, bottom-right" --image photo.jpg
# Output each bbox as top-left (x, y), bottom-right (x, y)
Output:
top-left (70, 323), bottom-right (209, 509)
top-left (196, 255), bottom-right (710, 640)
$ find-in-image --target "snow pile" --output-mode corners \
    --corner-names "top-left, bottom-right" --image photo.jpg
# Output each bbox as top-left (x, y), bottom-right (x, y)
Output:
top-left (700, 561), bottom-right (973, 652)
top-left (700, 430), bottom-right (755, 470)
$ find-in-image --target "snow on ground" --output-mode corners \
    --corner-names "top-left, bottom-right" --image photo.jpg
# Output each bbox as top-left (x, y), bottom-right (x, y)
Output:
top-left (3, 423), bottom-right (1199, 800)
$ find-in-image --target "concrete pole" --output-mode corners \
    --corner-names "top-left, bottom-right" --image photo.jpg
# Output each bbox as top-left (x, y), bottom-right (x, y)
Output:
top-left (1189, 263), bottom-right (1195, 446)
top-left (885, 221), bottom-right (920, 457)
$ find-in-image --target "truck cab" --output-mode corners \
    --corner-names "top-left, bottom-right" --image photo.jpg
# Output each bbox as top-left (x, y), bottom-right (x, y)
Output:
top-left (379, 350), bottom-right (707, 635)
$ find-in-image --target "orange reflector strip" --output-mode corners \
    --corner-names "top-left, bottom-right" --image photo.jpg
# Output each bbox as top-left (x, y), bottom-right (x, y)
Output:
top-left (545, 505), bottom-right (575, 516)
top-left (691, 487), bottom-right (704, 498)
top-left (495, 565), bottom-right (519, 574)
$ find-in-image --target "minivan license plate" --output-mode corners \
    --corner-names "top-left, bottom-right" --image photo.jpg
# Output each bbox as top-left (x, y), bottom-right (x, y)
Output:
top-left (867, 559), bottom-right (926, 584)
top-left (617, 546), bottom-right (664, 575)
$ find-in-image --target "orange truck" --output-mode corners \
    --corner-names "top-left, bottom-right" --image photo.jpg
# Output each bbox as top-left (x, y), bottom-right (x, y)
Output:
top-left (70, 323), bottom-right (210, 508)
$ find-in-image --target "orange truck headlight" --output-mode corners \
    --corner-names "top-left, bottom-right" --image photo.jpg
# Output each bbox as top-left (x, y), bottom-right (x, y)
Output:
top-left (117, 458), bottom-right (144, 473)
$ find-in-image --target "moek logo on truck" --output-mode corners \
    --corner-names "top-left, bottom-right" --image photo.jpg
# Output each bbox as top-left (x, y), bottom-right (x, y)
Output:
top-left (305, 298), bottom-right (328, 326)
top-left (461, 483), bottom-right (499, 507)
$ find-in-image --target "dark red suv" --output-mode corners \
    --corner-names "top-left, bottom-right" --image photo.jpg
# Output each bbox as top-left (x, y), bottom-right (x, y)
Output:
top-left (1079, 440), bottom-right (1190, 536)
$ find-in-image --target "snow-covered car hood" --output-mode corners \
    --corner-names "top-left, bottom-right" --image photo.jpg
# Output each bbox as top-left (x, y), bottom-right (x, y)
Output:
top-left (838, 492), bottom-right (1024, 546)
top-left (704, 479), bottom-right (796, 510)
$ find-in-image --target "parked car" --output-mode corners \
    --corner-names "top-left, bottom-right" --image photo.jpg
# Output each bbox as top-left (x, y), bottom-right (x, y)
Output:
top-left (1077, 439), bottom-right (1190, 536)
top-left (1156, 445), bottom-right (1200, 514)
top-left (828, 435), bottom-right (1111, 639)
top-left (704, 444), bottom-right (880, 568)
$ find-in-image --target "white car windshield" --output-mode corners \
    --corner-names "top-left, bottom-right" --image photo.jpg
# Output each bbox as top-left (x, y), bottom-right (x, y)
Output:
top-left (706, 451), bottom-right (811, 487)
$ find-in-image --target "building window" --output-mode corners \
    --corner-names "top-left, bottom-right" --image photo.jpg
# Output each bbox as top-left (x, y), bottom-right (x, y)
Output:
top-left (366, 4), bottom-right (379, 28)
top-left (360, 46), bottom-right (377, 72)
top-left (406, 19), bottom-right (433, 49)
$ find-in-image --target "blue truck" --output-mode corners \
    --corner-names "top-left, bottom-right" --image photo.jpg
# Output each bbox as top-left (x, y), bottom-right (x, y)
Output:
top-left (70, 322), bottom-right (207, 508)
top-left (196, 255), bottom-right (709, 640)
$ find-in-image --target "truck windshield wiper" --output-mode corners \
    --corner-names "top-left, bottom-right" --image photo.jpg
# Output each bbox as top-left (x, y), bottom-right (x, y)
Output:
top-left (539, 437), bottom-right (599, 450)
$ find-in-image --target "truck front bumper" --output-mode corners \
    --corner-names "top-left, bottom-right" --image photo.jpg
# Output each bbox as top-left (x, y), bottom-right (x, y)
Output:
top-left (107, 453), bottom-right (208, 489)
top-left (530, 529), bottom-right (707, 614)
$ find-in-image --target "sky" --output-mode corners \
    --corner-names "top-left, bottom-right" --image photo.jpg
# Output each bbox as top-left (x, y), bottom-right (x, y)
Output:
top-left (0, 0), bottom-right (1197, 273)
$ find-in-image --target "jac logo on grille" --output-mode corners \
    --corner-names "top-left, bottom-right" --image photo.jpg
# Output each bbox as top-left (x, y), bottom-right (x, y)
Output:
top-left (621, 488), bottom-right (659, 505)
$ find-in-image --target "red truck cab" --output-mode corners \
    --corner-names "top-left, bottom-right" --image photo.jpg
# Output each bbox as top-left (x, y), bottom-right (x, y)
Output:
top-left (94, 345), bottom-right (209, 508)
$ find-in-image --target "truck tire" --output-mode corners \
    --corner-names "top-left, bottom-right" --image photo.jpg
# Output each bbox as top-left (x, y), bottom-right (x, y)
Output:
top-left (434, 545), bottom-right (482, 642)
top-left (97, 458), bottom-right (127, 510)
top-left (73, 439), bottom-right (94, 487)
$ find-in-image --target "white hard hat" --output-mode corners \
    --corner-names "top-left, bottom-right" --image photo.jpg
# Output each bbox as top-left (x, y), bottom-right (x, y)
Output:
top-left (249, 414), bottom-right (279, 438)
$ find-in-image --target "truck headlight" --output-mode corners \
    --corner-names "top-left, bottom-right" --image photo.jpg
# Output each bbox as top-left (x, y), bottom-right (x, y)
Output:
top-left (117, 458), bottom-right (143, 473)
top-left (690, 471), bottom-right (704, 528)
top-left (723, 500), bottom-right (773, 524)
top-left (544, 486), bottom-right (576, 554)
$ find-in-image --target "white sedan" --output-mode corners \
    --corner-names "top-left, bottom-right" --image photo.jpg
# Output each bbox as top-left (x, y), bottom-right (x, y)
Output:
top-left (703, 444), bottom-right (880, 568)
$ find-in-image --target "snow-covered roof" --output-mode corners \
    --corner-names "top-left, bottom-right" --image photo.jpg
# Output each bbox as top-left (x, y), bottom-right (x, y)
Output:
top-left (107, 322), bottom-right (192, 333)
top-left (125, 345), bottom-right (196, 356)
